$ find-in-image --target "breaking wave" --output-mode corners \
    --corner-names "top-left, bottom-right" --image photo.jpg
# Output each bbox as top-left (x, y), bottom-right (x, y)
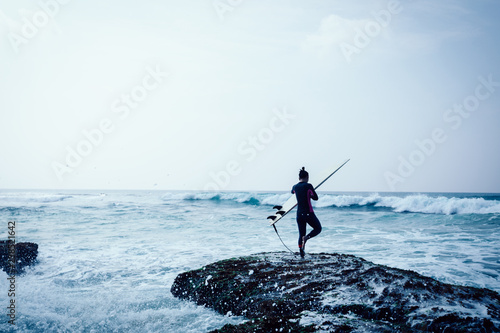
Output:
top-left (2, 191), bottom-right (498, 215)
top-left (162, 192), bottom-right (500, 215)
top-left (315, 193), bottom-right (500, 215)
top-left (0, 192), bottom-right (72, 205)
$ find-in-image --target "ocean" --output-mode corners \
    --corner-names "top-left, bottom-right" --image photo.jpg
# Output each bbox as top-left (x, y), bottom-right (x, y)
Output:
top-left (0, 190), bottom-right (499, 332)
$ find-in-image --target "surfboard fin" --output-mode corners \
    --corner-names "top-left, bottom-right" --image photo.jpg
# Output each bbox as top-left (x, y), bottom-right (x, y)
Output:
top-left (276, 211), bottom-right (286, 216)
top-left (267, 216), bottom-right (277, 220)
top-left (273, 205), bottom-right (283, 210)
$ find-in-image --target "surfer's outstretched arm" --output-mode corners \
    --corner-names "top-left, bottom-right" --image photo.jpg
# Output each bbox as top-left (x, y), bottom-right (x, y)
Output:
top-left (309, 185), bottom-right (318, 201)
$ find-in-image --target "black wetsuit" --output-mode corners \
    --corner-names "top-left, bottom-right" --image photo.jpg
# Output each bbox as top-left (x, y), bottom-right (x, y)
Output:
top-left (291, 182), bottom-right (322, 247)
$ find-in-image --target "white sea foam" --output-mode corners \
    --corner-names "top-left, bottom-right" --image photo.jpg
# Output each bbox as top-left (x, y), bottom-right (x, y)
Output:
top-left (161, 192), bottom-right (284, 206)
top-left (0, 190), bottom-right (498, 332)
top-left (316, 193), bottom-right (500, 215)
top-left (0, 192), bottom-right (72, 204)
top-left (161, 191), bottom-right (500, 215)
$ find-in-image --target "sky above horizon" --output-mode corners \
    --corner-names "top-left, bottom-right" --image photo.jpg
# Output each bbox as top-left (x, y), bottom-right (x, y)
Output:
top-left (1, 0), bottom-right (499, 193)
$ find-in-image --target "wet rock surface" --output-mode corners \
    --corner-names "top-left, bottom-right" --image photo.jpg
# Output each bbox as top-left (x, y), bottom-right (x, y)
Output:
top-left (171, 252), bottom-right (500, 332)
top-left (0, 240), bottom-right (38, 274)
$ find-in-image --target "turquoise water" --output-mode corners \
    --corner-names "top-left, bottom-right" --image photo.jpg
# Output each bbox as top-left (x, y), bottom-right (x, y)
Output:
top-left (0, 190), bottom-right (499, 332)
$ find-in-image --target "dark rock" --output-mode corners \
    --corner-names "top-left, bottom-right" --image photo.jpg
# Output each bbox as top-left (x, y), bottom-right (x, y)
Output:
top-left (171, 252), bottom-right (500, 332)
top-left (0, 240), bottom-right (38, 274)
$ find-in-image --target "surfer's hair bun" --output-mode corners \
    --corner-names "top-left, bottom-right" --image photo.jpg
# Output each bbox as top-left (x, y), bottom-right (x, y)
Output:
top-left (299, 167), bottom-right (309, 179)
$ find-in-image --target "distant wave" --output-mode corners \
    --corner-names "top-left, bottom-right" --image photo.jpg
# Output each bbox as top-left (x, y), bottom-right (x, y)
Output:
top-left (161, 192), bottom-right (276, 205)
top-left (162, 192), bottom-right (500, 215)
top-left (0, 192), bottom-right (72, 204)
top-left (2, 191), bottom-right (498, 215)
top-left (0, 192), bottom-right (111, 210)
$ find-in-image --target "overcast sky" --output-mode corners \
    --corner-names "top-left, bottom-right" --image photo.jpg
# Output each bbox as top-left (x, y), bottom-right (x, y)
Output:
top-left (1, 0), bottom-right (499, 193)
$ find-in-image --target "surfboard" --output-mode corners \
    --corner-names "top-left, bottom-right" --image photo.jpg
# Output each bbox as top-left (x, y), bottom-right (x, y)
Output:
top-left (267, 159), bottom-right (350, 226)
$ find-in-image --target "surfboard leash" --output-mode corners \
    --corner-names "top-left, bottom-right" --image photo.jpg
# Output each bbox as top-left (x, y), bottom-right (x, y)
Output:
top-left (272, 224), bottom-right (296, 255)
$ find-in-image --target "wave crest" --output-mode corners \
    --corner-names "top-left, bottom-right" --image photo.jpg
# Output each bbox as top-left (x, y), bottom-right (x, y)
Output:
top-left (0, 192), bottom-right (72, 204)
top-left (162, 192), bottom-right (500, 215)
top-left (317, 193), bottom-right (500, 215)
top-left (161, 192), bottom-right (268, 205)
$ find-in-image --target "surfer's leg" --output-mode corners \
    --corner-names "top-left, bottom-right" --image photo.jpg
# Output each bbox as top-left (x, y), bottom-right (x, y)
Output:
top-left (297, 214), bottom-right (308, 258)
top-left (305, 213), bottom-right (322, 239)
top-left (297, 214), bottom-right (307, 247)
